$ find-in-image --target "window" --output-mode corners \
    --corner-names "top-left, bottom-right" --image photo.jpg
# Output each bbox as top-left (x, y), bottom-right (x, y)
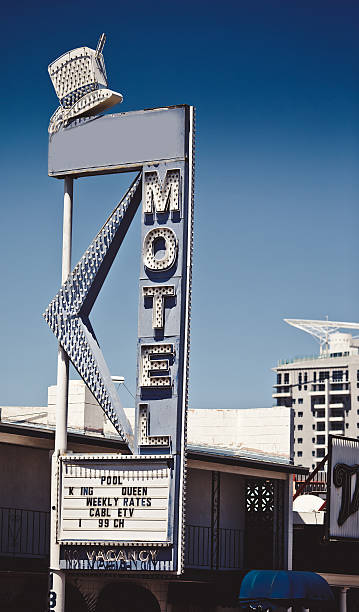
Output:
top-left (298, 411), bottom-right (303, 417)
top-left (332, 408), bottom-right (344, 417)
top-left (298, 372), bottom-right (302, 390)
top-left (277, 373), bottom-right (282, 385)
top-left (313, 372), bottom-right (317, 382)
top-left (312, 424), bottom-right (315, 429)
top-left (284, 372), bottom-right (289, 384)
top-left (304, 372), bottom-right (308, 390)
top-left (346, 423), bottom-right (349, 429)
top-left (312, 438), bottom-right (315, 443)
top-left (298, 451), bottom-right (303, 457)
top-left (298, 438), bottom-right (303, 444)
top-left (298, 425), bottom-right (303, 431)
top-left (330, 422), bottom-right (344, 432)
top-left (292, 399), bottom-right (296, 404)
top-left (332, 370), bottom-right (343, 382)
top-left (357, 369), bottom-right (359, 382)
top-left (312, 453), bottom-right (315, 457)
top-left (319, 371), bottom-right (329, 382)
top-left (317, 435), bottom-right (325, 445)
top-left (317, 422), bottom-right (325, 431)
top-left (317, 448), bottom-right (325, 458)
top-left (298, 399), bottom-right (303, 405)
top-left (346, 370), bottom-right (349, 381)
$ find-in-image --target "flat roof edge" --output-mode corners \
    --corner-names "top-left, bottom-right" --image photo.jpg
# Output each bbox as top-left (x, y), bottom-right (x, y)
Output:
top-left (187, 449), bottom-right (309, 475)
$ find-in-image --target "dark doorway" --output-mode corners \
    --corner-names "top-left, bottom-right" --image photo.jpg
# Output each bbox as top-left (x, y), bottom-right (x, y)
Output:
top-left (244, 477), bottom-right (284, 569)
top-left (65, 582), bottom-right (88, 612)
top-left (96, 582), bottom-right (161, 612)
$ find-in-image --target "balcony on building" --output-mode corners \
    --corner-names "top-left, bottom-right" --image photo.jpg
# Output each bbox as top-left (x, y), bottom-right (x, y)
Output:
top-left (272, 384), bottom-right (292, 399)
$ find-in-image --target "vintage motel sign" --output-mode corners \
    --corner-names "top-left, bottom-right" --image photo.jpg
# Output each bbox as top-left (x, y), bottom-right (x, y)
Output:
top-left (327, 435), bottom-right (359, 541)
top-left (45, 39), bottom-right (194, 574)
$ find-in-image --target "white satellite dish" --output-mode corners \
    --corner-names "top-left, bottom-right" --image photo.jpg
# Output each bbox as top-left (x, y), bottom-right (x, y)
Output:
top-left (293, 494), bottom-right (323, 512)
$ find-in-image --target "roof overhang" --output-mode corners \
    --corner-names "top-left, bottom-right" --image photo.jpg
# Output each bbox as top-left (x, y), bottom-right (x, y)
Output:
top-left (0, 421), bottom-right (128, 452)
top-left (188, 447), bottom-right (308, 476)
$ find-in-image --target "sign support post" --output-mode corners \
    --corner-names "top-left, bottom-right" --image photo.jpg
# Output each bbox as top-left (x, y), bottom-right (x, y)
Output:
top-left (49, 177), bottom-right (73, 612)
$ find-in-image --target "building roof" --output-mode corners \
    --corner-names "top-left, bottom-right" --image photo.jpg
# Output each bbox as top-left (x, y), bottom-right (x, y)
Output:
top-left (0, 419), bottom-right (128, 452)
top-left (188, 445), bottom-right (308, 475)
top-left (0, 420), bottom-right (306, 474)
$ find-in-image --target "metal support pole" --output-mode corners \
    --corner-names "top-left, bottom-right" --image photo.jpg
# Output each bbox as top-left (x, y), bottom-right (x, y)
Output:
top-left (339, 587), bottom-right (349, 612)
top-left (211, 471), bottom-right (220, 570)
top-left (49, 176), bottom-right (73, 612)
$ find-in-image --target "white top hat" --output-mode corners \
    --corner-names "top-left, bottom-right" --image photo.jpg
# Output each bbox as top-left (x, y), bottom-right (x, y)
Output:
top-left (48, 34), bottom-right (123, 134)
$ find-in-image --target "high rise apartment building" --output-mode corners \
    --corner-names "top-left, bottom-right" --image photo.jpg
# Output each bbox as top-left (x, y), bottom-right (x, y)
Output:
top-left (273, 319), bottom-right (359, 469)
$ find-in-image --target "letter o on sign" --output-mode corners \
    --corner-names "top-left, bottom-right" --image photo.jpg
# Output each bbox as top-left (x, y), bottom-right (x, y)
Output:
top-left (143, 227), bottom-right (178, 271)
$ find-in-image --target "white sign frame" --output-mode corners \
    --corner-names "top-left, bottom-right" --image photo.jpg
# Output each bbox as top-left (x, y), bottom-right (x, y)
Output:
top-left (58, 454), bottom-right (173, 546)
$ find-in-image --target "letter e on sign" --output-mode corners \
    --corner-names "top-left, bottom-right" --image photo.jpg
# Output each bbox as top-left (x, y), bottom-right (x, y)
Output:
top-left (140, 344), bottom-right (174, 387)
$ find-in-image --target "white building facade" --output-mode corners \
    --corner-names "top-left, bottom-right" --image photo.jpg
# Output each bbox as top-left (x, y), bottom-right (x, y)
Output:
top-left (273, 319), bottom-right (359, 469)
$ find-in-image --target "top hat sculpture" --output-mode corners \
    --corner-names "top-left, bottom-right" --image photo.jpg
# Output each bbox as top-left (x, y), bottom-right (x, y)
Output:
top-left (48, 33), bottom-right (123, 134)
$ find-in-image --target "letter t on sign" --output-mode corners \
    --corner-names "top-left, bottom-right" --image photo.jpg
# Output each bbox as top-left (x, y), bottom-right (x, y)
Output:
top-left (143, 285), bottom-right (175, 329)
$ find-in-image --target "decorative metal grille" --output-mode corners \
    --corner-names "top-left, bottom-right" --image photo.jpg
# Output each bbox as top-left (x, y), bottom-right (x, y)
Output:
top-left (246, 478), bottom-right (275, 521)
top-left (0, 507), bottom-right (50, 558)
top-left (185, 525), bottom-right (242, 570)
top-left (211, 470), bottom-right (220, 569)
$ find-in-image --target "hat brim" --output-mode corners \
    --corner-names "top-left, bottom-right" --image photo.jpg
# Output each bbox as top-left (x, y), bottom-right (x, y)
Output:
top-left (49, 88), bottom-right (123, 134)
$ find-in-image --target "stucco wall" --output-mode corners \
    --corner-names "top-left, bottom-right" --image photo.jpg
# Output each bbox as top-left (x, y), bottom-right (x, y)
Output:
top-left (187, 406), bottom-right (292, 458)
top-left (0, 443), bottom-right (50, 510)
top-left (219, 472), bottom-right (245, 530)
top-left (186, 468), bottom-right (212, 526)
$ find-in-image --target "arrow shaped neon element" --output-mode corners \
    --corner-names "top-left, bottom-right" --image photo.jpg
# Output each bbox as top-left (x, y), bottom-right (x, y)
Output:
top-left (43, 173), bottom-right (142, 451)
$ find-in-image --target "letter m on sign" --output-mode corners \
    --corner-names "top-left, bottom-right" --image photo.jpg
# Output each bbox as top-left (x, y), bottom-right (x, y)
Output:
top-left (144, 169), bottom-right (180, 214)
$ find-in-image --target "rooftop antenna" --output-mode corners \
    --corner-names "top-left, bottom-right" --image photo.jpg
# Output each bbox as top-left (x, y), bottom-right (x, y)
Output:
top-left (283, 318), bottom-right (359, 353)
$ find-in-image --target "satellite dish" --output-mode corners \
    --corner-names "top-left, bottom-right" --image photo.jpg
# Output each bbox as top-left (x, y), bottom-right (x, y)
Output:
top-left (293, 494), bottom-right (323, 512)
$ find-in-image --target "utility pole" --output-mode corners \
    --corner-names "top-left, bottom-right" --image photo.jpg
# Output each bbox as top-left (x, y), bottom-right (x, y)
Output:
top-left (49, 177), bottom-right (73, 612)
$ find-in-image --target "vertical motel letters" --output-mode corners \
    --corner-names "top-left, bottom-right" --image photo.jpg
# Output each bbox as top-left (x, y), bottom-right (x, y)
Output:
top-left (140, 169), bottom-right (180, 390)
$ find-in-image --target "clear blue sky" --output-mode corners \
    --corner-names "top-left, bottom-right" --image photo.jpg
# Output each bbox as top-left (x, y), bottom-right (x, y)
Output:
top-left (1, 0), bottom-right (358, 409)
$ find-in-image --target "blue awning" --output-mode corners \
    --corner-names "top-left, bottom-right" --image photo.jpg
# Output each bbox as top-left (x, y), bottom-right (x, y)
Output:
top-left (239, 570), bottom-right (334, 605)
